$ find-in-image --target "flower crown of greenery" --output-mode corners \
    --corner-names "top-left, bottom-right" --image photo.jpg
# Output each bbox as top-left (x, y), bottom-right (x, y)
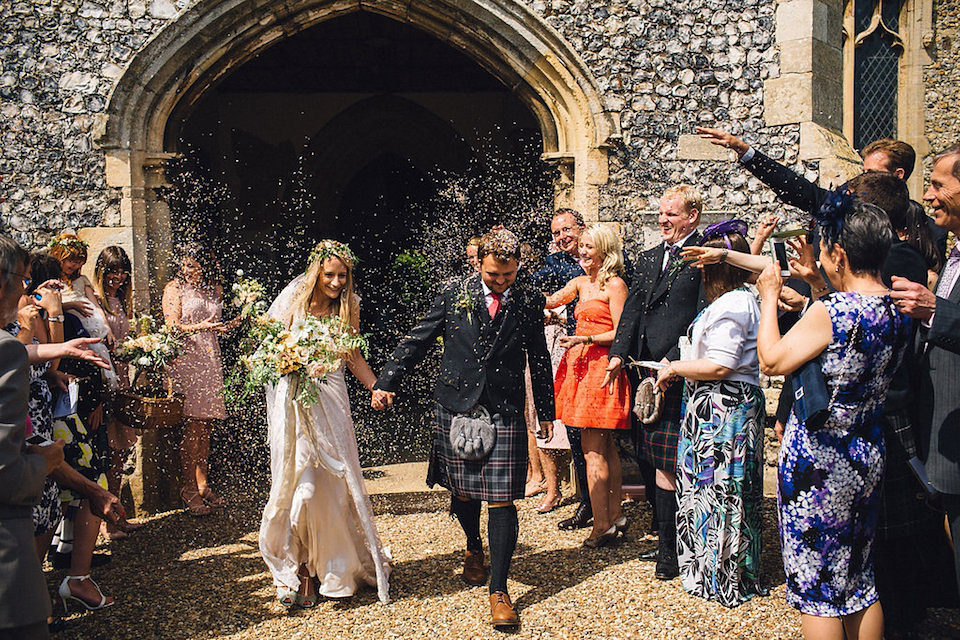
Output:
top-left (308, 240), bottom-right (358, 269)
top-left (48, 236), bottom-right (88, 253)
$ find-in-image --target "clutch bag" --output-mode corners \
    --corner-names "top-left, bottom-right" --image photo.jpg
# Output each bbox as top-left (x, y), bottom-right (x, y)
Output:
top-left (791, 356), bottom-right (830, 431)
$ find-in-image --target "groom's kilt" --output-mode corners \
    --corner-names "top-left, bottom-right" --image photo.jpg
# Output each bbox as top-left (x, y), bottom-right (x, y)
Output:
top-left (430, 403), bottom-right (528, 502)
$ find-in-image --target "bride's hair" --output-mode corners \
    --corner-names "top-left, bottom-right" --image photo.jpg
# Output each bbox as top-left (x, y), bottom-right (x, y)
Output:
top-left (287, 240), bottom-right (359, 329)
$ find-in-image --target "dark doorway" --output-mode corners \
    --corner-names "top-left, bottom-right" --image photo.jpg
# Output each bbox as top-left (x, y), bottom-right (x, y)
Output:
top-left (168, 10), bottom-right (551, 466)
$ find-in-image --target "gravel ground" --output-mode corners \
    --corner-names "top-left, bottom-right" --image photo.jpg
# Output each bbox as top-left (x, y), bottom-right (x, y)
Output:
top-left (50, 478), bottom-right (960, 639)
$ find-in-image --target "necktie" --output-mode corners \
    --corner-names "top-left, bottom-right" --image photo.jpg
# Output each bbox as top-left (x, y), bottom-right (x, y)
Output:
top-left (663, 244), bottom-right (680, 273)
top-left (937, 245), bottom-right (960, 296)
top-left (488, 291), bottom-right (502, 319)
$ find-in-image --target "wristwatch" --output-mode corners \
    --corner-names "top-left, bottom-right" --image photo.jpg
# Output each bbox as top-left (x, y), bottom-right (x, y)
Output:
top-left (47, 314), bottom-right (64, 323)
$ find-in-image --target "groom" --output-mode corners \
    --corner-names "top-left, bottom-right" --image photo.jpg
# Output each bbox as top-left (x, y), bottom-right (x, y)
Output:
top-left (373, 229), bottom-right (555, 629)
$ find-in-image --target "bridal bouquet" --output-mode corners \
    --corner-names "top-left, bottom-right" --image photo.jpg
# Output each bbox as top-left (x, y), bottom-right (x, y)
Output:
top-left (233, 313), bottom-right (369, 405)
top-left (115, 315), bottom-right (181, 372)
top-left (231, 269), bottom-right (266, 320)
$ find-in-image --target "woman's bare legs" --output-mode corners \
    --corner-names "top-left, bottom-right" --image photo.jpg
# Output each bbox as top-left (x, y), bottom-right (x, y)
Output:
top-left (180, 419), bottom-right (213, 513)
top-left (524, 430), bottom-right (545, 497)
top-left (536, 448), bottom-right (565, 511)
top-left (65, 500), bottom-right (114, 607)
top-left (799, 602), bottom-right (883, 640)
top-left (582, 429), bottom-right (612, 536)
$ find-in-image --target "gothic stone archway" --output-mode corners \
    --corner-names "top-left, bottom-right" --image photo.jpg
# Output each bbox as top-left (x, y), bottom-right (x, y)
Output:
top-left (94, 0), bottom-right (618, 512)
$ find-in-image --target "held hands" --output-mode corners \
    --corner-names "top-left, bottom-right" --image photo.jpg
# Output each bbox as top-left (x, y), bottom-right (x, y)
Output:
top-left (536, 421), bottom-right (554, 443)
top-left (891, 276), bottom-right (937, 320)
top-left (371, 388), bottom-right (395, 410)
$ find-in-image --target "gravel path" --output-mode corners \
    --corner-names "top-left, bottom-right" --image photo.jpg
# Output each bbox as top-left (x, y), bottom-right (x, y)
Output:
top-left (51, 477), bottom-right (960, 639)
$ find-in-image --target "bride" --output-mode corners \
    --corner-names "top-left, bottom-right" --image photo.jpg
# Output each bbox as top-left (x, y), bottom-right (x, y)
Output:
top-left (259, 240), bottom-right (391, 606)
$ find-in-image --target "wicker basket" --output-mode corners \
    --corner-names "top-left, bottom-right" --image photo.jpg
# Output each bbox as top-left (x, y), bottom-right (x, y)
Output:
top-left (115, 377), bottom-right (184, 430)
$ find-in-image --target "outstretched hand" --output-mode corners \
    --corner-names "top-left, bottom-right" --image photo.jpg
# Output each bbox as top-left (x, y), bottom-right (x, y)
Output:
top-left (371, 388), bottom-right (395, 410)
top-left (62, 337), bottom-right (112, 369)
top-left (696, 127), bottom-right (750, 157)
top-left (681, 246), bottom-right (723, 268)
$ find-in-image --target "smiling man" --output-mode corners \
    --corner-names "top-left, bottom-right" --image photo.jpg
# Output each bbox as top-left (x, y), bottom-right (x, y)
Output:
top-left (373, 229), bottom-right (555, 630)
top-left (891, 145), bottom-right (960, 597)
top-left (603, 185), bottom-right (704, 580)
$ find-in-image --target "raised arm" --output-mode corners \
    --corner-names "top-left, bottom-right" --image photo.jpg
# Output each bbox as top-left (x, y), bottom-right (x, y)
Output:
top-left (756, 264), bottom-right (832, 375)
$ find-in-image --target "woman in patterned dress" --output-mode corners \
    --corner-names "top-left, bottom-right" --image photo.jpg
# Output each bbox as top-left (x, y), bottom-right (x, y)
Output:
top-left (162, 242), bottom-right (239, 516)
top-left (756, 197), bottom-right (912, 640)
top-left (656, 220), bottom-right (766, 607)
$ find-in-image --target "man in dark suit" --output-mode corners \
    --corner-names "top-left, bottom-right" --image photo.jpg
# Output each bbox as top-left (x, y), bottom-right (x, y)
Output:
top-left (373, 229), bottom-right (555, 630)
top-left (603, 185), bottom-right (704, 580)
top-left (891, 144), bottom-right (960, 595)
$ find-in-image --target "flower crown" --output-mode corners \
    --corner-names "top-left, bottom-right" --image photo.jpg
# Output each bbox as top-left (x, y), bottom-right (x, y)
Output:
top-left (815, 187), bottom-right (855, 247)
top-left (308, 240), bottom-right (358, 270)
top-left (47, 236), bottom-right (88, 253)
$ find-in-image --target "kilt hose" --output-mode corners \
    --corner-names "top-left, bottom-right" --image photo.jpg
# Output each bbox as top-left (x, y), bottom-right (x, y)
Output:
top-left (430, 403), bottom-right (528, 503)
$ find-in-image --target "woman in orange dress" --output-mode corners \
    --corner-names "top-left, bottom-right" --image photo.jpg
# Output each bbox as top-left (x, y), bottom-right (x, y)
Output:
top-left (547, 223), bottom-right (631, 547)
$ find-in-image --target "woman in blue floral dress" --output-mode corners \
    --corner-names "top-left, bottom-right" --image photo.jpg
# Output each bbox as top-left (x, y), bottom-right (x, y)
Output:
top-left (756, 196), bottom-right (912, 640)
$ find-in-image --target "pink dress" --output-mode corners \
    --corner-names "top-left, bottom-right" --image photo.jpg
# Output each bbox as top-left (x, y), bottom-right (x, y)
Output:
top-left (166, 282), bottom-right (227, 420)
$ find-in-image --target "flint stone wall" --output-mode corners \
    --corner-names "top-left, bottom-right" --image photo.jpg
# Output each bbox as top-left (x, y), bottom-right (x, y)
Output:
top-left (3, 0), bottom-right (816, 253)
top-left (926, 0), bottom-right (960, 171)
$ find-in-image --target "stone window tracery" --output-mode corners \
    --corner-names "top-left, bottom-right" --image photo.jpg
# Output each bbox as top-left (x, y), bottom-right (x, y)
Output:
top-left (843, 0), bottom-right (906, 150)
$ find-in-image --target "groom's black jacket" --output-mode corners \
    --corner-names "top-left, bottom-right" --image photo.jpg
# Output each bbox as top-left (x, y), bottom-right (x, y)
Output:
top-left (375, 275), bottom-right (555, 421)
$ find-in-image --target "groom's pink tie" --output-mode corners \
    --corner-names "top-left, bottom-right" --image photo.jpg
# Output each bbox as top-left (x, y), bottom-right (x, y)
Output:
top-left (488, 292), bottom-right (502, 319)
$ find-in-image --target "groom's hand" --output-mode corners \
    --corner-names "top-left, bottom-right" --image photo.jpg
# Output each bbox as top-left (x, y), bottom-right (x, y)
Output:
top-left (537, 421), bottom-right (553, 443)
top-left (371, 389), bottom-right (395, 410)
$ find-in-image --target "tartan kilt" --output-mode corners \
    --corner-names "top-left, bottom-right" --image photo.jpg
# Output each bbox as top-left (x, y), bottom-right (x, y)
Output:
top-left (429, 403), bottom-right (528, 502)
top-left (641, 378), bottom-right (683, 471)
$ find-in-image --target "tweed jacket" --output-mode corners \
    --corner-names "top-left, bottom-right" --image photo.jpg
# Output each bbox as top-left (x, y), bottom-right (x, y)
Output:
top-left (916, 270), bottom-right (960, 494)
top-left (375, 275), bottom-right (555, 421)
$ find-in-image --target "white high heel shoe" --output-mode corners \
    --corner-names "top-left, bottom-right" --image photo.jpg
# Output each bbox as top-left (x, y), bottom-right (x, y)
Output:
top-left (59, 575), bottom-right (114, 613)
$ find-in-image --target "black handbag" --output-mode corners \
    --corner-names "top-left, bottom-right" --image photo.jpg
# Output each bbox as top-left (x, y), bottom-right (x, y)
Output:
top-left (790, 355), bottom-right (830, 431)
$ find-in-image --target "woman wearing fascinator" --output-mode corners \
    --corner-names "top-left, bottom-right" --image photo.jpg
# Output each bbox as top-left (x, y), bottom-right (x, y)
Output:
top-left (258, 240), bottom-right (391, 608)
top-left (654, 219), bottom-right (767, 607)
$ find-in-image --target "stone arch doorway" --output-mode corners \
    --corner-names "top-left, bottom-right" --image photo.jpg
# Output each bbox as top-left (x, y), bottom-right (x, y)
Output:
top-left (96, 0), bottom-right (619, 307)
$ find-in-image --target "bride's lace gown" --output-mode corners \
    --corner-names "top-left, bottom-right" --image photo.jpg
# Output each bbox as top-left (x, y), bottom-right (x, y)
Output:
top-left (258, 277), bottom-right (391, 604)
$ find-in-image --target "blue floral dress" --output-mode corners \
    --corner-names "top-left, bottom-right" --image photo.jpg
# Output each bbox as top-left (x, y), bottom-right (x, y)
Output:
top-left (778, 292), bottom-right (911, 617)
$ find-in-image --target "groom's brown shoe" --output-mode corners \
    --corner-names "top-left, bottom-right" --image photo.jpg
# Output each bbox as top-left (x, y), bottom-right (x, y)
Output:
top-left (489, 591), bottom-right (519, 629)
top-left (462, 550), bottom-right (488, 586)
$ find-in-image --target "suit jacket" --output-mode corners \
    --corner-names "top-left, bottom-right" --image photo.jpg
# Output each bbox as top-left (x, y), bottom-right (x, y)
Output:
top-left (916, 269), bottom-right (960, 494)
top-left (375, 276), bottom-right (555, 421)
top-left (0, 330), bottom-right (51, 629)
top-left (610, 234), bottom-right (704, 363)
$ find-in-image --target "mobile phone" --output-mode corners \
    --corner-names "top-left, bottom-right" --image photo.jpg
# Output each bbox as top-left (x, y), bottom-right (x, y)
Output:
top-left (26, 434), bottom-right (53, 447)
top-left (769, 239), bottom-right (791, 277)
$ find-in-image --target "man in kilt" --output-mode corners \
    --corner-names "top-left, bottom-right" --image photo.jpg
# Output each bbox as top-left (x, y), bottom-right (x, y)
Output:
top-left (603, 185), bottom-right (704, 580)
top-left (373, 229), bottom-right (555, 629)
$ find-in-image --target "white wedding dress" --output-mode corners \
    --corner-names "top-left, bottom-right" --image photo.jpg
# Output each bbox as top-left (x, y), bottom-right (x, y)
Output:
top-left (258, 276), bottom-right (391, 604)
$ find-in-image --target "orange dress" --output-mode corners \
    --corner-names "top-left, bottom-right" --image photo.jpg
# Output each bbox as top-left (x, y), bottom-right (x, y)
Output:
top-left (554, 298), bottom-right (631, 429)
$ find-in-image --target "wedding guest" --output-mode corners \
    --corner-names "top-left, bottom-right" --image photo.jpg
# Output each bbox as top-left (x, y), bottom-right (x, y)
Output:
top-left (547, 224), bottom-right (630, 546)
top-left (758, 197), bottom-right (911, 640)
top-left (374, 229), bottom-right (555, 629)
top-left (47, 234), bottom-right (117, 389)
top-left (0, 234), bottom-right (115, 639)
top-left (465, 236), bottom-right (481, 273)
top-left (259, 240), bottom-right (391, 607)
top-left (93, 246), bottom-right (142, 539)
top-left (604, 186), bottom-right (704, 580)
top-left (656, 220), bottom-right (766, 607)
top-left (162, 242), bottom-right (239, 516)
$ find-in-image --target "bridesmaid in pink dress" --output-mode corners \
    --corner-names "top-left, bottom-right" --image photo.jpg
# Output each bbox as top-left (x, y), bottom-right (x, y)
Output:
top-left (162, 243), bottom-right (239, 516)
